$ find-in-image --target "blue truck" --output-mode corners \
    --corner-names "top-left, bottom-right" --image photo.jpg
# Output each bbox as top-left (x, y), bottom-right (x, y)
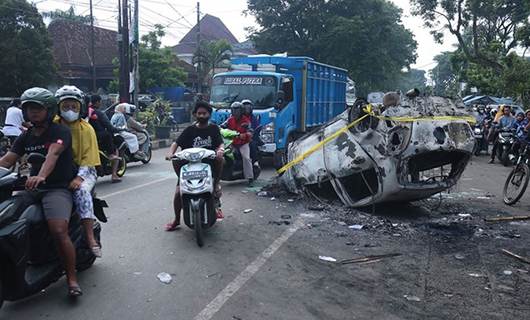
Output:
top-left (210, 56), bottom-right (348, 168)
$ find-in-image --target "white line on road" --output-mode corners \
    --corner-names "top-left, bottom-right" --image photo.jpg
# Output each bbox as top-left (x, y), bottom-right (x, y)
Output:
top-left (99, 176), bottom-right (172, 199)
top-left (193, 217), bottom-right (305, 320)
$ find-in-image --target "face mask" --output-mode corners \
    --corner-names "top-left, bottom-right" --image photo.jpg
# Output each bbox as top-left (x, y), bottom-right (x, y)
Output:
top-left (61, 110), bottom-right (79, 122)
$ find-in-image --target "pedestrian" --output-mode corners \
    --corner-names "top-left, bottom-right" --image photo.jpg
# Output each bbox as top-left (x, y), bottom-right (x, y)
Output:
top-left (2, 98), bottom-right (31, 144)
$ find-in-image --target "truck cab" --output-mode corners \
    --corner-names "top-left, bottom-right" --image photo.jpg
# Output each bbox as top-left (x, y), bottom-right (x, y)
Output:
top-left (210, 56), bottom-right (347, 168)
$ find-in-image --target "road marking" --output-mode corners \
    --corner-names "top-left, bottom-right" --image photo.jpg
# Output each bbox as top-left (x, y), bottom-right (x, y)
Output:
top-left (100, 176), bottom-right (172, 199)
top-left (194, 217), bottom-right (304, 320)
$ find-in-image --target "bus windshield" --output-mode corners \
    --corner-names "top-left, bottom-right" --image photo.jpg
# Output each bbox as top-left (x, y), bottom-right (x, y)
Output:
top-left (210, 75), bottom-right (277, 109)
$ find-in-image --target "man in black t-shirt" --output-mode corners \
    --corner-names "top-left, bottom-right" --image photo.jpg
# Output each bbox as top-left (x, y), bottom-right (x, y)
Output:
top-left (164, 101), bottom-right (225, 231)
top-left (0, 87), bottom-right (82, 297)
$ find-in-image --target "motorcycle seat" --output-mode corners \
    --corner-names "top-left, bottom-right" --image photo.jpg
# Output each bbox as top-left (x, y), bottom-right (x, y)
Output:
top-left (20, 204), bottom-right (44, 225)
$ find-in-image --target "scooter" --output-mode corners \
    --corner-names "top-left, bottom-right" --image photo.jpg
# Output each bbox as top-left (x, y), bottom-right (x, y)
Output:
top-left (472, 124), bottom-right (487, 156)
top-left (0, 153), bottom-right (106, 308)
top-left (97, 134), bottom-right (127, 178)
top-left (172, 148), bottom-right (217, 247)
top-left (122, 129), bottom-right (152, 165)
top-left (498, 129), bottom-right (516, 166)
top-left (220, 129), bottom-right (261, 181)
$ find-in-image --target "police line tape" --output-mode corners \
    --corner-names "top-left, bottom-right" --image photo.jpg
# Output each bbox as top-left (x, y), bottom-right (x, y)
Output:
top-left (276, 110), bottom-right (477, 174)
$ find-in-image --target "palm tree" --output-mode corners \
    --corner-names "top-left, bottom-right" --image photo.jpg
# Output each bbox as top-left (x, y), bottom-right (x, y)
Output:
top-left (193, 39), bottom-right (232, 93)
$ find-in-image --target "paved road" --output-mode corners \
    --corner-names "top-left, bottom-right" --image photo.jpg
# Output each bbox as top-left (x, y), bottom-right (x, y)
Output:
top-left (1, 149), bottom-right (529, 319)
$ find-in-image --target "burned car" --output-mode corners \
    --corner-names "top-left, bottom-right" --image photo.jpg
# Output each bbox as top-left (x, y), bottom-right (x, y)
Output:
top-left (281, 93), bottom-right (475, 207)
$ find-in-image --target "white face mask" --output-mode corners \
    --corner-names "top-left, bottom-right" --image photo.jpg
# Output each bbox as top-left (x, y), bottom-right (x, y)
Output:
top-left (61, 110), bottom-right (79, 122)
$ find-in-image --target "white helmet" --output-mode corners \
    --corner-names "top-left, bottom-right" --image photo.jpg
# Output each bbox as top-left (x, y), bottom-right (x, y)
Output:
top-left (55, 85), bottom-right (84, 104)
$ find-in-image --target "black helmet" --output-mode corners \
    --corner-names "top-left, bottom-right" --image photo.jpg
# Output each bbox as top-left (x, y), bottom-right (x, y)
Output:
top-left (20, 87), bottom-right (57, 122)
top-left (241, 99), bottom-right (253, 115)
top-left (230, 101), bottom-right (243, 117)
top-left (55, 85), bottom-right (87, 119)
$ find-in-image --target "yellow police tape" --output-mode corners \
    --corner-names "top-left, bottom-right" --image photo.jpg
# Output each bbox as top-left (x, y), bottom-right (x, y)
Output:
top-left (276, 109), bottom-right (477, 174)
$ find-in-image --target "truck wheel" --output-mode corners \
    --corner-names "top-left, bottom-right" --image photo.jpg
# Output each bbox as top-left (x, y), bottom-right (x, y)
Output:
top-left (274, 134), bottom-right (296, 171)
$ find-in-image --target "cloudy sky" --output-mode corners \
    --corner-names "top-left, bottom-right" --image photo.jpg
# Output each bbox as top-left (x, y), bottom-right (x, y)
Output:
top-left (34, 0), bottom-right (457, 70)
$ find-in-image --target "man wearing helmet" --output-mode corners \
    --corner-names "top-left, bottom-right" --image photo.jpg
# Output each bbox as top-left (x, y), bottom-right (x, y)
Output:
top-left (54, 86), bottom-right (102, 258)
top-left (123, 103), bottom-right (148, 158)
top-left (241, 99), bottom-right (262, 165)
top-left (226, 101), bottom-right (254, 185)
top-left (164, 101), bottom-right (225, 231)
top-left (0, 87), bottom-right (82, 297)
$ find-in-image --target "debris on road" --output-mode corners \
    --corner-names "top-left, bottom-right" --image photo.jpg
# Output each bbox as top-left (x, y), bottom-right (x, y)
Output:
top-left (454, 253), bottom-right (465, 260)
top-left (156, 272), bottom-right (172, 284)
top-left (308, 204), bottom-right (325, 211)
top-left (243, 209), bottom-right (253, 214)
top-left (287, 199), bottom-right (295, 202)
top-left (404, 294), bottom-right (421, 302)
top-left (348, 224), bottom-right (364, 230)
top-left (458, 213), bottom-right (472, 218)
top-left (281, 214), bottom-right (292, 220)
top-left (318, 256), bottom-right (337, 262)
top-left (340, 253), bottom-right (401, 265)
top-left (485, 215), bottom-right (530, 223)
top-left (257, 191), bottom-right (269, 197)
top-left (502, 249), bottom-right (530, 264)
top-left (503, 270), bottom-right (513, 275)
top-left (468, 273), bottom-right (486, 278)
top-left (269, 220), bottom-right (291, 226)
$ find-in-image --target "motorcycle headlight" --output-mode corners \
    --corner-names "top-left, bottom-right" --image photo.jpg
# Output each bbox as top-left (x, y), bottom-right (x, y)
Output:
top-left (188, 150), bottom-right (205, 162)
top-left (474, 128), bottom-right (481, 134)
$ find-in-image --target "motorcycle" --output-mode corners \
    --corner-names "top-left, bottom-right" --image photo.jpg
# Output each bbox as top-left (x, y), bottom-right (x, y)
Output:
top-left (0, 153), bottom-right (106, 308)
top-left (172, 148), bottom-right (217, 247)
top-left (0, 131), bottom-right (11, 157)
top-left (472, 124), bottom-right (488, 156)
top-left (220, 128), bottom-right (261, 181)
top-left (497, 129), bottom-right (516, 166)
top-left (123, 129), bottom-right (152, 165)
top-left (97, 134), bottom-right (128, 178)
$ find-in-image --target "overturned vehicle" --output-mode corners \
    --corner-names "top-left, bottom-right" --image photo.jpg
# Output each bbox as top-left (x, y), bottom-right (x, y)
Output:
top-left (281, 93), bottom-right (475, 207)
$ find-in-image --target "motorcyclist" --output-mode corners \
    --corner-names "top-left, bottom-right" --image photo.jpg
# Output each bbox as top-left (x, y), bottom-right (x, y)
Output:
top-left (241, 99), bottom-right (262, 165)
top-left (111, 103), bottom-right (140, 156)
top-left (489, 105), bottom-right (515, 164)
top-left (164, 101), bottom-right (225, 231)
top-left (123, 103), bottom-right (148, 157)
top-left (88, 95), bottom-right (122, 183)
top-left (2, 97), bottom-right (31, 144)
top-left (54, 86), bottom-right (102, 258)
top-left (0, 87), bottom-right (81, 297)
top-left (226, 102), bottom-right (254, 185)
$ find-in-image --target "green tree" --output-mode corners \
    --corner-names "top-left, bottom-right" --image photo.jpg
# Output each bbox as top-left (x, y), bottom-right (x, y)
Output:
top-left (109, 25), bottom-right (186, 92)
top-left (397, 69), bottom-right (427, 93)
top-left (0, 0), bottom-right (56, 96)
top-left (246, 0), bottom-right (417, 96)
top-left (430, 51), bottom-right (461, 97)
top-left (42, 5), bottom-right (92, 24)
top-left (193, 39), bottom-right (232, 90)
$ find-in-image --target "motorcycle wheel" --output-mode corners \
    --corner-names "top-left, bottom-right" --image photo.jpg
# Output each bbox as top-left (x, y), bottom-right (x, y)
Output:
top-left (473, 141), bottom-right (480, 156)
top-left (194, 203), bottom-right (204, 247)
top-left (501, 147), bottom-right (511, 167)
top-left (116, 154), bottom-right (127, 177)
top-left (141, 146), bottom-right (152, 164)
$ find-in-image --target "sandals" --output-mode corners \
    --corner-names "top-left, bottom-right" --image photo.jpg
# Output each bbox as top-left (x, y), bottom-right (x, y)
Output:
top-left (91, 246), bottom-right (102, 258)
top-left (165, 222), bottom-right (181, 232)
top-left (68, 285), bottom-right (83, 297)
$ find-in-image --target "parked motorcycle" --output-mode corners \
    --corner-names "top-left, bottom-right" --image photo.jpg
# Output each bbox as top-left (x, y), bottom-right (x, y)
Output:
top-left (220, 129), bottom-right (261, 181)
top-left (172, 148), bottom-right (217, 247)
top-left (497, 129), bottom-right (516, 166)
top-left (0, 153), bottom-right (106, 308)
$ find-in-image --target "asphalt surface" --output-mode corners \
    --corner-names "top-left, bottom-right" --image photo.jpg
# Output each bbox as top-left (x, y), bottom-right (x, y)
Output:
top-left (1, 149), bottom-right (529, 319)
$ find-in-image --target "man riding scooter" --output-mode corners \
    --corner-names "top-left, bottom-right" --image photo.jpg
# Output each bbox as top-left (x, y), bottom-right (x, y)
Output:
top-left (164, 101), bottom-right (225, 231)
top-left (489, 105), bottom-right (516, 164)
top-left (0, 87), bottom-right (82, 297)
top-left (225, 102), bottom-right (254, 185)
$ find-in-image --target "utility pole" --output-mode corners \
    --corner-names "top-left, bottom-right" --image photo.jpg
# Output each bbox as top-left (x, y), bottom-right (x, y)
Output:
top-left (90, 0), bottom-right (96, 92)
top-left (196, 1), bottom-right (201, 94)
top-left (119, 0), bottom-right (130, 102)
top-left (132, 0), bottom-right (139, 106)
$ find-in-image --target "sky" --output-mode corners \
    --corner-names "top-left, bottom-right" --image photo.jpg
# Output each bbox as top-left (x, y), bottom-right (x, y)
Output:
top-left (33, 0), bottom-right (457, 71)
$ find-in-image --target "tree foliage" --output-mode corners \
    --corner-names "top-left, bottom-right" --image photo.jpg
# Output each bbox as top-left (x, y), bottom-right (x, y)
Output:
top-left (193, 39), bottom-right (232, 90)
top-left (0, 0), bottom-right (56, 96)
top-left (42, 5), bottom-right (92, 25)
top-left (109, 25), bottom-right (186, 92)
top-left (430, 52), bottom-right (460, 97)
top-left (397, 69), bottom-right (427, 93)
top-left (246, 0), bottom-right (418, 96)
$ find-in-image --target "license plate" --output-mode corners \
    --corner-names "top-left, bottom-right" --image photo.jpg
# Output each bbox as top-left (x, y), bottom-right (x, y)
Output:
top-left (182, 170), bottom-right (208, 180)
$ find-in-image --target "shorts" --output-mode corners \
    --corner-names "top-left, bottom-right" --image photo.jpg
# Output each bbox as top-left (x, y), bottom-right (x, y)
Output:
top-left (17, 189), bottom-right (73, 221)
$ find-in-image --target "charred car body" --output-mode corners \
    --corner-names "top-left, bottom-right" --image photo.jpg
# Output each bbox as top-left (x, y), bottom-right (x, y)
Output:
top-left (281, 93), bottom-right (475, 207)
